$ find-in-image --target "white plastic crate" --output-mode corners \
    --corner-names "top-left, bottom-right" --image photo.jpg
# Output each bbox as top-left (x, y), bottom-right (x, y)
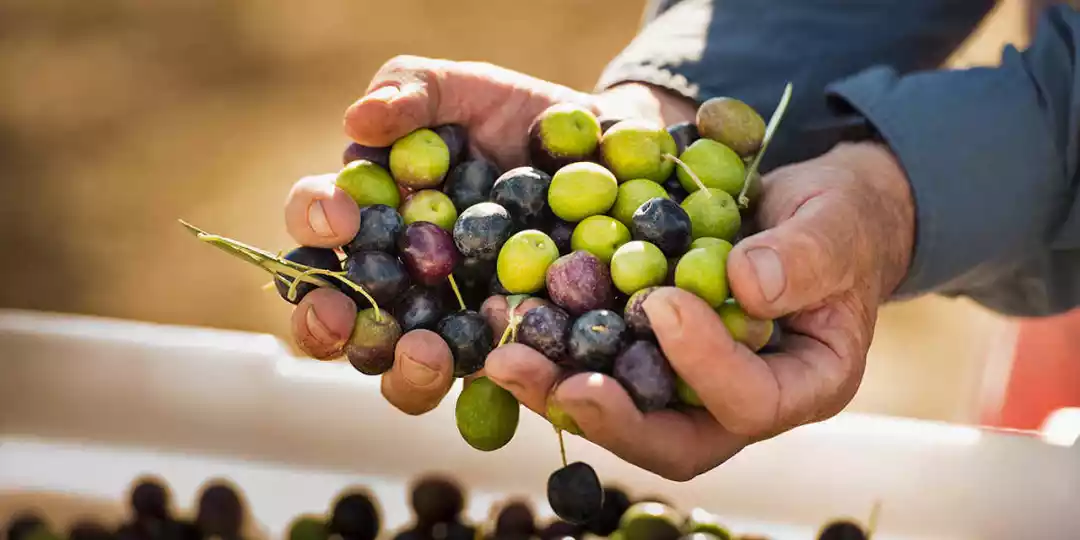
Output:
top-left (0, 309), bottom-right (1077, 539)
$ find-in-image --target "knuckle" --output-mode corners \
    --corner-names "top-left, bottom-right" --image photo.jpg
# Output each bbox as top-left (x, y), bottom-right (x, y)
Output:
top-left (656, 459), bottom-right (700, 483)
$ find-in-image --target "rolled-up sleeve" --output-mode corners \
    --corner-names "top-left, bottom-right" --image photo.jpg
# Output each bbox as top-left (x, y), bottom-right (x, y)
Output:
top-left (826, 5), bottom-right (1080, 316)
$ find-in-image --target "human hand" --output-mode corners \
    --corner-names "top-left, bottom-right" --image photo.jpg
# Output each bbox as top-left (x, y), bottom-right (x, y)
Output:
top-left (280, 55), bottom-right (690, 416)
top-left (483, 140), bottom-right (915, 481)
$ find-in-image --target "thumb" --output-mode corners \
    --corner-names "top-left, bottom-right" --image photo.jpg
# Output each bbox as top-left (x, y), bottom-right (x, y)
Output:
top-left (727, 193), bottom-right (858, 319)
top-left (343, 56), bottom-right (462, 147)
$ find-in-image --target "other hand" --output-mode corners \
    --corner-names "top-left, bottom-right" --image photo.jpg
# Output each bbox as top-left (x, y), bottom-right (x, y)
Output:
top-left (483, 141), bottom-right (915, 481)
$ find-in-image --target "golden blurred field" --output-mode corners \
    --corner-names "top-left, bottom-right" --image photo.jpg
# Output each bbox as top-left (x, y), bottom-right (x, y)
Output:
top-left (0, 0), bottom-right (1036, 423)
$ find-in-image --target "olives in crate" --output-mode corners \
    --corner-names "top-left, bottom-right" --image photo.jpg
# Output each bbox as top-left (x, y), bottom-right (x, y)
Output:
top-left (410, 475), bottom-right (465, 526)
top-left (195, 481), bottom-right (244, 539)
top-left (547, 462), bottom-right (604, 525)
top-left (330, 490), bottom-right (381, 540)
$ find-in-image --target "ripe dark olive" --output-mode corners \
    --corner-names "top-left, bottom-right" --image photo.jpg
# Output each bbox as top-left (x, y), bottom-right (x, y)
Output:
top-left (490, 166), bottom-right (553, 230)
top-left (329, 490), bottom-right (380, 540)
top-left (444, 159), bottom-right (501, 213)
top-left (410, 475), bottom-right (465, 527)
top-left (399, 222), bottom-right (461, 286)
top-left (568, 310), bottom-right (630, 372)
top-left (275, 247), bottom-right (342, 305)
top-left (343, 142), bottom-right (390, 170)
top-left (612, 341), bottom-right (676, 413)
top-left (195, 481), bottom-right (244, 539)
top-left (547, 462), bottom-right (604, 525)
top-left (346, 204), bottom-right (405, 255)
top-left (630, 198), bottom-right (693, 257)
top-left (344, 251), bottom-right (410, 307)
top-left (517, 304), bottom-right (572, 362)
top-left (437, 310), bottom-right (494, 377)
top-left (393, 286), bottom-right (447, 333)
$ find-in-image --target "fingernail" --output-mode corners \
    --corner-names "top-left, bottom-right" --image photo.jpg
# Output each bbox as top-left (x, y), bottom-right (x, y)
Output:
top-left (401, 353), bottom-right (439, 387)
top-left (308, 200), bottom-right (335, 237)
top-left (746, 247), bottom-right (785, 302)
top-left (363, 85), bottom-right (400, 103)
top-left (643, 290), bottom-right (682, 338)
top-left (305, 305), bottom-right (338, 344)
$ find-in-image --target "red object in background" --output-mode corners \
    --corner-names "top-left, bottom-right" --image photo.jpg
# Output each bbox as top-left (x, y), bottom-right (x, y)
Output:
top-left (988, 308), bottom-right (1080, 431)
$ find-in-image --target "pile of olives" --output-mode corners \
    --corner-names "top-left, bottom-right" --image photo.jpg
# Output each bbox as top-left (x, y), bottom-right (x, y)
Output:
top-left (184, 85), bottom-right (793, 526)
top-left (4, 471), bottom-right (873, 540)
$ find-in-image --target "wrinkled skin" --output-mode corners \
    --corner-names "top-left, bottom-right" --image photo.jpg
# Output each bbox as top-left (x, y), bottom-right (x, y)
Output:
top-left (281, 55), bottom-right (915, 480)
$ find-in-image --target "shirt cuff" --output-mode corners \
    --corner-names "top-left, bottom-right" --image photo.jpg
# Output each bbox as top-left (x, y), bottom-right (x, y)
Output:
top-left (824, 61), bottom-right (1064, 299)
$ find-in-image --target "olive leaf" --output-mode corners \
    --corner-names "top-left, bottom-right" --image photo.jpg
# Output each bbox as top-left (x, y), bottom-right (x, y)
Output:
top-left (179, 219), bottom-right (384, 319)
top-left (738, 82), bottom-right (793, 208)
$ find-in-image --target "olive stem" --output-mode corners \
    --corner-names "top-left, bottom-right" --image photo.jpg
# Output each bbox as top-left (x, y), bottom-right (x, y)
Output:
top-left (663, 153), bottom-right (710, 198)
top-left (867, 499), bottom-right (882, 539)
top-left (738, 82), bottom-right (793, 208)
top-left (497, 322), bottom-right (515, 348)
top-left (557, 428), bottom-right (568, 468)
top-left (180, 219), bottom-right (384, 321)
top-left (290, 268), bottom-right (384, 322)
top-left (447, 274), bottom-right (467, 311)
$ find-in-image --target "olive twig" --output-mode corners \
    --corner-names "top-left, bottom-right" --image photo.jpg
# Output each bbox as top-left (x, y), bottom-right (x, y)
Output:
top-left (293, 268), bottom-right (384, 323)
top-left (447, 274), bottom-right (467, 311)
top-left (738, 82), bottom-right (793, 208)
top-left (867, 499), bottom-right (882, 539)
top-left (556, 428), bottom-right (568, 468)
top-left (180, 219), bottom-right (383, 320)
top-left (496, 295), bottom-right (530, 347)
top-left (663, 153), bottom-right (710, 197)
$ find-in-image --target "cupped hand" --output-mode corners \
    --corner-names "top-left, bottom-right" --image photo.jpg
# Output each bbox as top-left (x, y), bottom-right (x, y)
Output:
top-left (484, 141), bottom-right (915, 481)
top-left (282, 55), bottom-right (657, 416)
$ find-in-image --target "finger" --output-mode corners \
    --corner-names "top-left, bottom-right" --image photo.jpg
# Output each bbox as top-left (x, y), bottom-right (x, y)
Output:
top-left (483, 343), bottom-right (561, 415)
top-left (284, 173), bottom-right (361, 249)
top-left (343, 56), bottom-right (463, 147)
top-left (343, 55), bottom-right (593, 168)
top-left (553, 372), bottom-right (749, 482)
top-left (380, 329), bottom-right (455, 415)
top-left (642, 287), bottom-right (781, 437)
top-left (762, 295), bottom-right (871, 428)
top-left (727, 189), bottom-right (858, 320)
top-left (290, 288), bottom-right (357, 360)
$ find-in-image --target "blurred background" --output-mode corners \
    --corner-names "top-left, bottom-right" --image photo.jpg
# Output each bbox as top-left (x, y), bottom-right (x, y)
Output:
top-left (0, 0), bottom-right (1070, 429)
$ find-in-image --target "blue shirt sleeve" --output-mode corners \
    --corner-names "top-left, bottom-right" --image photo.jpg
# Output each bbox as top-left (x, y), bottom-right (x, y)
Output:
top-left (827, 5), bottom-right (1080, 316)
top-left (598, 1), bottom-right (1080, 317)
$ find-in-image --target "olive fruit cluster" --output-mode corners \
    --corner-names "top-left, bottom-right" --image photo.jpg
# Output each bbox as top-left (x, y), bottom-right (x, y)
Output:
top-left (183, 83), bottom-right (793, 531)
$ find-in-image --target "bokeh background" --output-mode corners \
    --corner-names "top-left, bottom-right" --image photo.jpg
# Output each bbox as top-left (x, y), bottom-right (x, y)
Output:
top-left (0, 0), bottom-right (1058, 426)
